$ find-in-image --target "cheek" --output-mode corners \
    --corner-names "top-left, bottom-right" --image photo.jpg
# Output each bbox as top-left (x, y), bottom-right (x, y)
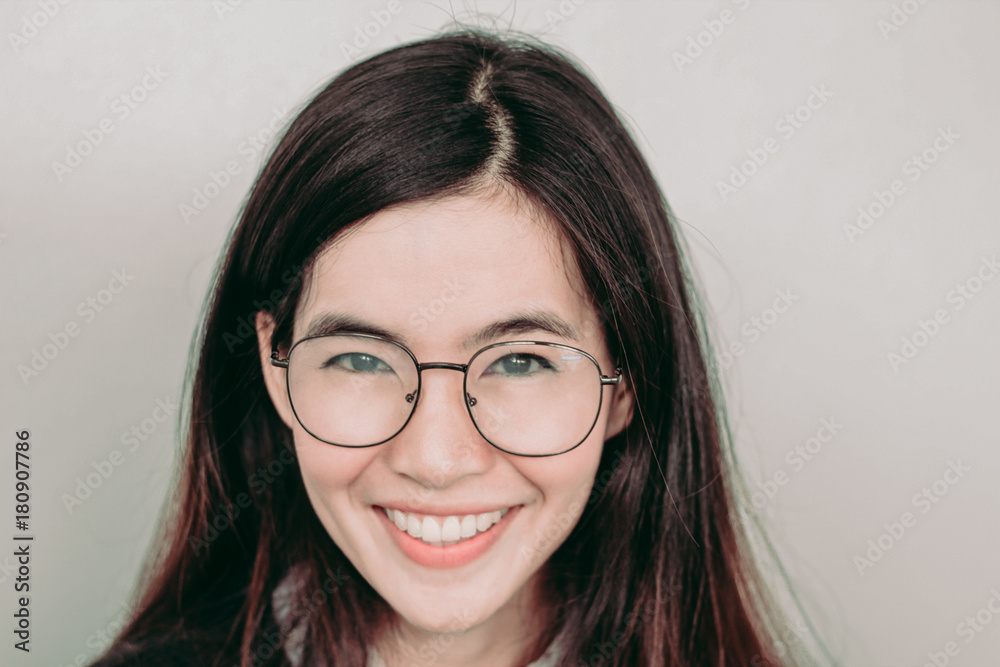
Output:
top-left (519, 436), bottom-right (604, 517)
top-left (551, 423), bottom-right (609, 517)
top-left (510, 455), bottom-right (600, 570)
top-left (294, 430), bottom-right (374, 504)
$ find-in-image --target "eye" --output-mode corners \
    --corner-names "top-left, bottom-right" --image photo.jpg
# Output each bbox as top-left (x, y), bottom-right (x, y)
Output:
top-left (482, 353), bottom-right (554, 377)
top-left (322, 352), bottom-right (392, 374)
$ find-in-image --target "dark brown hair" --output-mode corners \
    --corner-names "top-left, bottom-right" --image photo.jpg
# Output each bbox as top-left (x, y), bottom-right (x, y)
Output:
top-left (94, 27), bottom-right (824, 667)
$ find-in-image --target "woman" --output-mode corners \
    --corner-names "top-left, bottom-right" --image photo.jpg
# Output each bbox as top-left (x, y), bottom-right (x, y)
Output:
top-left (93, 27), bottom-right (821, 667)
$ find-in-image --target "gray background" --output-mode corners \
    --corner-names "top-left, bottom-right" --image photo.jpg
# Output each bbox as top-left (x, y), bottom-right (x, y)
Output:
top-left (2, 1), bottom-right (999, 665)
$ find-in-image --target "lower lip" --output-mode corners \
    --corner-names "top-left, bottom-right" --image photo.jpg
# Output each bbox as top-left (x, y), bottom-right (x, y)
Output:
top-left (375, 505), bottom-right (521, 569)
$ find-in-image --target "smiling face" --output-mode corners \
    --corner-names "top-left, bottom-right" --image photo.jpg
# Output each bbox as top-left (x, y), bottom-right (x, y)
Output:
top-left (257, 186), bottom-right (633, 649)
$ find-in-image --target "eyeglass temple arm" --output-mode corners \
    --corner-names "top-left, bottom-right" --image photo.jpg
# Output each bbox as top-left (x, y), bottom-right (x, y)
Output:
top-left (270, 349), bottom-right (289, 368)
top-left (601, 367), bottom-right (623, 385)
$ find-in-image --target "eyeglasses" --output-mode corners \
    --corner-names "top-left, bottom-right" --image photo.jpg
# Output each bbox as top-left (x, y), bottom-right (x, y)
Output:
top-left (270, 333), bottom-right (622, 457)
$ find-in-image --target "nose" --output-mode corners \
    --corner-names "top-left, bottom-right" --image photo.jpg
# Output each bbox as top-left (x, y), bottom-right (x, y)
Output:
top-left (383, 365), bottom-right (495, 490)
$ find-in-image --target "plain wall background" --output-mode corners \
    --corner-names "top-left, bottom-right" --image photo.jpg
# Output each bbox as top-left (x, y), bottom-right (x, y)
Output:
top-left (2, 1), bottom-right (998, 665)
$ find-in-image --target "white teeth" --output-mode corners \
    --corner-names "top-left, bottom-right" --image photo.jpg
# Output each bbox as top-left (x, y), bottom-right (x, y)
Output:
top-left (421, 516), bottom-right (441, 542)
top-left (441, 516), bottom-right (462, 541)
top-left (460, 514), bottom-right (477, 538)
top-left (406, 514), bottom-right (422, 538)
top-left (384, 507), bottom-right (513, 545)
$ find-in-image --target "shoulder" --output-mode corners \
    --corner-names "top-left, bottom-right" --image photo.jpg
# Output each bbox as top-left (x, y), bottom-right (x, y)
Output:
top-left (88, 635), bottom-right (223, 667)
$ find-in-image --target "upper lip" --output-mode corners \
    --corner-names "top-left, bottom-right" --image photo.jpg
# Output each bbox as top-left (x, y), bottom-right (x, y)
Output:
top-left (376, 503), bottom-right (519, 517)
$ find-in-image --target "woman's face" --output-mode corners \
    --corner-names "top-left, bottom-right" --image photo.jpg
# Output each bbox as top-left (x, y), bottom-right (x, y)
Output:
top-left (258, 188), bottom-right (633, 640)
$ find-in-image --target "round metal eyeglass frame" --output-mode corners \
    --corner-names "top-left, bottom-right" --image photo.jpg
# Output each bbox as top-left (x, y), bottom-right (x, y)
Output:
top-left (270, 333), bottom-right (623, 458)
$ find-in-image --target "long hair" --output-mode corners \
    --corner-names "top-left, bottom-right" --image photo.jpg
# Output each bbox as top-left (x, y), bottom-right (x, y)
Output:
top-left (95, 28), bottom-right (817, 667)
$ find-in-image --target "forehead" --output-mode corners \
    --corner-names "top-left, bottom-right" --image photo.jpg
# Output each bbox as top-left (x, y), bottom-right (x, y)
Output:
top-left (294, 190), bottom-right (601, 350)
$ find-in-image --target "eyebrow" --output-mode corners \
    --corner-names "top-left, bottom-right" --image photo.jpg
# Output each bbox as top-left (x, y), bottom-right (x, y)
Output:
top-left (301, 310), bottom-right (582, 351)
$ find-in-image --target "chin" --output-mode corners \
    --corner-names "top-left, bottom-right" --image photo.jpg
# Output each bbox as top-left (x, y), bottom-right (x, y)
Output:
top-left (387, 594), bottom-right (487, 635)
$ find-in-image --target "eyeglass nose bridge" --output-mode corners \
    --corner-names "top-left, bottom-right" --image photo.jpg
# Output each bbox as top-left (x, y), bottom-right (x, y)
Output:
top-left (406, 361), bottom-right (473, 405)
top-left (417, 362), bottom-right (468, 372)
